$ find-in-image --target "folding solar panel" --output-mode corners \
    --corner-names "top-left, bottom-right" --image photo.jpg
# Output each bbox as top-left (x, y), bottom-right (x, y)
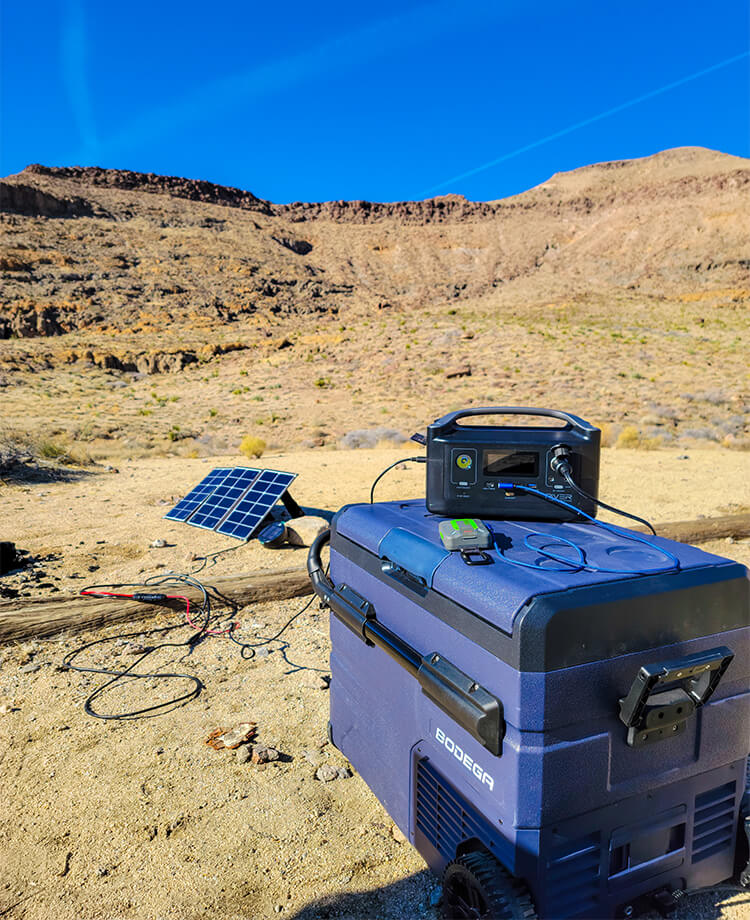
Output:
top-left (164, 467), bottom-right (234, 522)
top-left (187, 467), bottom-right (261, 531)
top-left (164, 466), bottom-right (298, 541)
top-left (215, 470), bottom-right (298, 540)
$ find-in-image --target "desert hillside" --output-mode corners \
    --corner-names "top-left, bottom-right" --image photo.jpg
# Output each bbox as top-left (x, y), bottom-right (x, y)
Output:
top-left (1, 146), bottom-right (748, 456)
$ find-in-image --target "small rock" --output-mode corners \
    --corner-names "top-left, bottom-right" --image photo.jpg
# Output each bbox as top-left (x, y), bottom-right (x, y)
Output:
top-left (252, 746), bottom-right (280, 764)
top-left (446, 364), bottom-right (472, 379)
top-left (215, 722), bottom-right (257, 750)
top-left (391, 823), bottom-right (407, 844)
top-left (150, 539), bottom-right (167, 549)
top-left (19, 663), bottom-right (40, 674)
top-left (302, 749), bottom-right (321, 766)
top-left (337, 767), bottom-right (351, 779)
top-left (96, 866), bottom-right (108, 877)
top-left (0, 703), bottom-right (13, 714)
top-left (286, 516), bottom-right (330, 547)
top-left (315, 764), bottom-right (341, 782)
top-left (236, 745), bottom-right (253, 764)
top-left (255, 648), bottom-right (270, 659)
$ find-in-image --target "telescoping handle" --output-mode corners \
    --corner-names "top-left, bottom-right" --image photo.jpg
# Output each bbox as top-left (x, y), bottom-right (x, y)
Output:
top-left (428, 406), bottom-right (597, 437)
top-left (307, 530), bottom-right (504, 756)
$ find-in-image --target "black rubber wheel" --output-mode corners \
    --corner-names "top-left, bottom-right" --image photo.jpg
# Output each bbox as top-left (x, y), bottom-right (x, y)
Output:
top-left (441, 851), bottom-right (538, 920)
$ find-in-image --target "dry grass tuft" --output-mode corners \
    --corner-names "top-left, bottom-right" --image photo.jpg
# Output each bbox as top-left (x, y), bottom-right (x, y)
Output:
top-left (239, 435), bottom-right (266, 459)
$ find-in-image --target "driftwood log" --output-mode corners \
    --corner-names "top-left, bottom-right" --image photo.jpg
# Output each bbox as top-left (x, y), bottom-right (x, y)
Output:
top-left (637, 512), bottom-right (750, 544)
top-left (0, 567), bottom-right (312, 644)
top-left (1, 512), bottom-right (748, 645)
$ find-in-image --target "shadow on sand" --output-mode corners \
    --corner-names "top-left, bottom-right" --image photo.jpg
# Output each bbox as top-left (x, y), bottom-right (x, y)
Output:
top-left (285, 871), bottom-right (748, 920)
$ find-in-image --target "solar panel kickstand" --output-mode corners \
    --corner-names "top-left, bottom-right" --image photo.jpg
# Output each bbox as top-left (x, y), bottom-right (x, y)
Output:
top-left (281, 491), bottom-right (304, 519)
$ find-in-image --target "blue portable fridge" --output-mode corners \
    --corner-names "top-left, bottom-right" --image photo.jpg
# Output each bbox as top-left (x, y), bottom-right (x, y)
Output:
top-left (307, 500), bottom-right (750, 919)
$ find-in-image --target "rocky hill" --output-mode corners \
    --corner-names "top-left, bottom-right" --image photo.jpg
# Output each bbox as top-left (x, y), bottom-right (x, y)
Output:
top-left (1, 147), bottom-right (748, 455)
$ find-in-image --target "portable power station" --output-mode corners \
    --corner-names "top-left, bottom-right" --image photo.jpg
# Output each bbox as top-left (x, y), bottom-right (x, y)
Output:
top-left (424, 407), bottom-right (600, 522)
top-left (308, 504), bottom-right (750, 919)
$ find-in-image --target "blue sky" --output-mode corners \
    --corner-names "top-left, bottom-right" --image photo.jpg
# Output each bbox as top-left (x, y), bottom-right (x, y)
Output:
top-left (1, 0), bottom-right (748, 202)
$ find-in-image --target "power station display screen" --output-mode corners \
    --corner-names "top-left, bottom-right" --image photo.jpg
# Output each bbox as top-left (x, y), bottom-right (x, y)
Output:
top-left (483, 450), bottom-right (539, 478)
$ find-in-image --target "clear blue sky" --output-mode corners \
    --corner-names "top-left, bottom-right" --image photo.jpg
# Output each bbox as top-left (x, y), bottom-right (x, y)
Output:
top-left (1, 0), bottom-right (748, 202)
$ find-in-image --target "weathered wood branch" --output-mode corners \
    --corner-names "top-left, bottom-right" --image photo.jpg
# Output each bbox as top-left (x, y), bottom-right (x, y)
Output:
top-left (636, 512), bottom-right (750, 545)
top-left (0, 567), bottom-right (312, 644)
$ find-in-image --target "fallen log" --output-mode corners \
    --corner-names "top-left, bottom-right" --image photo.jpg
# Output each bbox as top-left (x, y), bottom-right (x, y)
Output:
top-left (0, 567), bottom-right (312, 644)
top-left (636, 511), bottom-right (750, 545)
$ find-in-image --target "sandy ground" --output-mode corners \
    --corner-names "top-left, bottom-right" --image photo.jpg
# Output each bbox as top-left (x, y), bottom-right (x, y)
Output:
top-left (1, 447), bottom-right (749, 920)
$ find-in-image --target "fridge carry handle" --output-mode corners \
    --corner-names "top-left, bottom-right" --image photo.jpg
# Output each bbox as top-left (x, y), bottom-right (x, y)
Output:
top-left (308, 530), bottom-right (504, 755)
top-left (618, 646), bottom-right (734, 748)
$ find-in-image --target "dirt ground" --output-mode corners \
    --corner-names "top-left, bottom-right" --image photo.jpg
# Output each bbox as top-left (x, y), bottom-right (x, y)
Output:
top-left (1, 447), bottom-right (749, 920)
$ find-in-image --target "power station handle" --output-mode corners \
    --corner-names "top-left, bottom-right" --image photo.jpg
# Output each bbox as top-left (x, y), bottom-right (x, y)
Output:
top-left (428, 406), bottom-right (597, 436)
top-left (307, 530), bottom-right (504, 756)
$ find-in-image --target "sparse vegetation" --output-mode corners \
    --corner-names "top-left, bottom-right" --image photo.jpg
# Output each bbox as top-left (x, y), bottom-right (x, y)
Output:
top-left (239, 435), bottom-right (266, 458)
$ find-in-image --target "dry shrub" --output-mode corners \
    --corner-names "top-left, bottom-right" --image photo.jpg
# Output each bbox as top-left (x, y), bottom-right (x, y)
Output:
top-left (615, 426), bottom-right (662, 450)
top-left (239, 435), bottom-right (266, 459)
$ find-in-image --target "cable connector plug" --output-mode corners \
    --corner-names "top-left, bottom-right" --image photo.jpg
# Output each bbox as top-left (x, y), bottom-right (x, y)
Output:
top-left (550, 446), bottom-right (573, 478)
top-left (132, 593), bottom-right (169, 604)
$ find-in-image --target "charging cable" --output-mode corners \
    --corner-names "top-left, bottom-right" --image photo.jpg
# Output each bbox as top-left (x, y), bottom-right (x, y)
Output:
top-left (495, 482), bottom-right (681, 576)
top-left (370, 456), bottom-right (426, 503)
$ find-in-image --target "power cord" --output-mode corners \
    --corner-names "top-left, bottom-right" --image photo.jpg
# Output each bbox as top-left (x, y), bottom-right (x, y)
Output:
top-left (494, 483), bottom-right (681, 576)
top-left (550, 452), bottom-right (657, 535)
top-left (370, 457), bottom-right (426, 503)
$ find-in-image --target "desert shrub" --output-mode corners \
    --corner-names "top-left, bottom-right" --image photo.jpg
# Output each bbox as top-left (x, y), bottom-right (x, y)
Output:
top-left (615, 426), bottom-right (640, 449)
top-left (615, 426), bottom-right (662, 450)
top-left (239, 435), bottom-right (266, 458)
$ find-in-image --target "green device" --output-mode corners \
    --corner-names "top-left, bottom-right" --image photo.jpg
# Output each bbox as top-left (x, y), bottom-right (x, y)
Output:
top-left (438, 518), bottom-right (493, 551)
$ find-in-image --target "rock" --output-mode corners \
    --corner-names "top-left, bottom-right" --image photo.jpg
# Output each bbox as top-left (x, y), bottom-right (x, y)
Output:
top-left (302, 749), bottom-right (321, 766)
top-left (391, 823), bottom-right (407, 844)
top-left (214, 722), bottom-right (256, 750)
top-left (150, 539), bottom-right (166, 548)
top-left (236, 745), bottom-right (253, 764)
top-left (446, 364), bottom-right (472, 379)
top-left (337, 767), bottom-right (351, 779)
top-left (286, 516), bottom-right (329, 547)
top-left (0, 703), bottom-right (13, 714)
top-left (19, 663), bottom-right (41, 674)
top-left (315, 764), bottom-right (340, 782)
top-left (252, 746), bottom-right (280, 764)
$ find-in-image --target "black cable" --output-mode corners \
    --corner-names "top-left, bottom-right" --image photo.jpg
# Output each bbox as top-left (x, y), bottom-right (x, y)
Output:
top-left (370, 456), bottom-right (426, 503)
top-left (559, 468), bottom-right (657, 535)
top-left (65, 565), bottom-right (329, 718)
top-left (63, 575), bottom-right (214, 720)
top-left (189, 541), bottom-right (244, 574)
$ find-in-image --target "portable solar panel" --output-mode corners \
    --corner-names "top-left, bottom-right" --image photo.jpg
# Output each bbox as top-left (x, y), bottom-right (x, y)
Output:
top-left (215, 470), bottom-right (297, 540)
top-left (164, 466), bottom-right (298, 541)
